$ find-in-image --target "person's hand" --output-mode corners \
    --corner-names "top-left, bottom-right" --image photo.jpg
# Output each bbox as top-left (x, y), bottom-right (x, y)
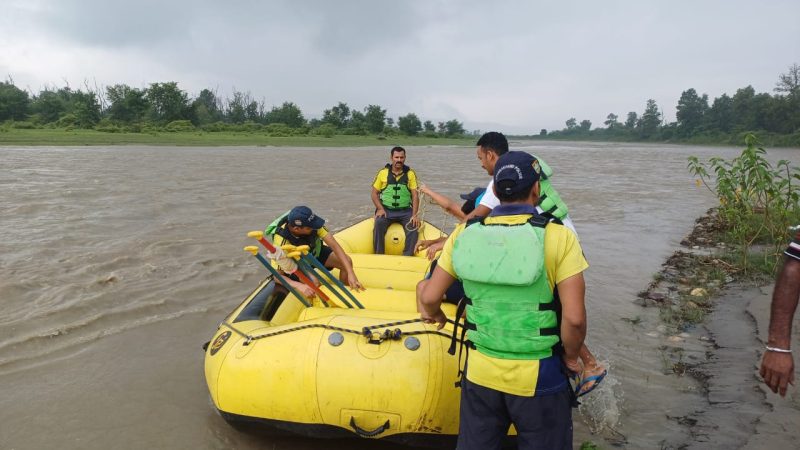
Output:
top-left (563, 355), bottom-right (582, 376)
top-left (760, 351), bottom-right (795, 397)
top-left (296, 283), bottom-right (316, 298)
top-left (375, 208), bottom-right (386, 219)
top-left (419, 184), bottom-right (431, 196)
top-left (415, 239), bottom-right (431, 253)
top-left (426, 240), bottom-right (445, 260)
top-left (410, 215), bottom-right (420, 228)
top-left (421, 307), bottom-right (448, 330)
top-left (347, 272), bottom-right (365, 291)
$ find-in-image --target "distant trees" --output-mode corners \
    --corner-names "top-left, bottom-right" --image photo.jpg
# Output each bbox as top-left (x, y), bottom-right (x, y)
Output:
top-left (604, 113), bottom-right (619, 129)
top-left (543, 63), bottom-right (800, 146)
top-left (398, 113), bottom-right (422, 136)
top-left (264, 102), bottom-right (305, 128)
top-left (0, 81), bottom-right (29, 121)
top-left (676, 88), bottom-right (709, 136)
top-left (107, 84), bottom-right (148, 123)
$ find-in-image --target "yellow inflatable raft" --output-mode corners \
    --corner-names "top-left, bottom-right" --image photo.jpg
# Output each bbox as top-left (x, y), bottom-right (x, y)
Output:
top-left (204, 219), bottom-right (463, 446)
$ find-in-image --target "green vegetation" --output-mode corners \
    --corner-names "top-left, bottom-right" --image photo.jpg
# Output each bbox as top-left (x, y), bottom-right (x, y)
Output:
top-left (0, 78), bottom-right (470, 146)
top-left (688, 134), bottom-right (800, 274)
top-left (0, 127), bottom-right (474, 147)
top-left (525, 63), bottom-right (800, 147)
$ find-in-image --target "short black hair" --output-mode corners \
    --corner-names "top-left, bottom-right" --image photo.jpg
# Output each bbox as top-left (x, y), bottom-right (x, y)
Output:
top-left (496, 179), bottom-right (535, 203)
top-left (390, 146), bottom-right (406, 156)
top-left (476, 132), bottom-right (508, 156)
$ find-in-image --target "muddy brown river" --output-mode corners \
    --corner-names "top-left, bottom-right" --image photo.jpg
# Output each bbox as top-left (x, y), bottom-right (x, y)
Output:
top-left (1, 141), bottom-right (797, 449)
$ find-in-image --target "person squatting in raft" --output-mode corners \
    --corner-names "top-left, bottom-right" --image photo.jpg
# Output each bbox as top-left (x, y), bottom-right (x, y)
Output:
top-left (266, 206), bottom-right (364, 297)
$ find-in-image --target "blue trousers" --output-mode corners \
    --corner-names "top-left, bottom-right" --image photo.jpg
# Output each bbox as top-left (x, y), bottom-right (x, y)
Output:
top-left (456, 375), bottom-right (573, 450)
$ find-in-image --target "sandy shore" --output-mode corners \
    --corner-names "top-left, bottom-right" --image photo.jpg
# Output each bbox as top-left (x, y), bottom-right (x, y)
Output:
top-left (641, 212), bottom-right (800, 448)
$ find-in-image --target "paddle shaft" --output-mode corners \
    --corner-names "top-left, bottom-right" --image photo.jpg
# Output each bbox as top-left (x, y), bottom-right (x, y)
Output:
top-left (251, 252), bottom-right (312, 308)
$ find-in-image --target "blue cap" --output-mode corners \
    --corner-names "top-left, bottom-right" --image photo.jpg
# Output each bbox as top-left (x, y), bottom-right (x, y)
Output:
top-left (287, 206), bottom-right (325, 229)
top-left (493, 151), bottom-right (542, 196)
top-left (459, 187), bottom-right (486, 204)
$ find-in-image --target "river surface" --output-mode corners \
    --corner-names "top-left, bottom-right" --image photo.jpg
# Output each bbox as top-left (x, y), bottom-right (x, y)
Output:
top-left (1, 141), bottom-right (797, 449)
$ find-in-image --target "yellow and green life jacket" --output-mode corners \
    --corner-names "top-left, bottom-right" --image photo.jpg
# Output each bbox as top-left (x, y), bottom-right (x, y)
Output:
top-left (379, 164), bottom-right (413, 210)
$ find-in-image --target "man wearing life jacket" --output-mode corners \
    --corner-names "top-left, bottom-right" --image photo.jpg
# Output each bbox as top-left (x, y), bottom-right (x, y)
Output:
top-left (371, 146), bottom-right (420, 255)
top-left (467, 132), bottom-right (578, 236)
top-left (420, 151), bottom-right (587, 449)
top-left (266, 206), bottom-right (364, 295)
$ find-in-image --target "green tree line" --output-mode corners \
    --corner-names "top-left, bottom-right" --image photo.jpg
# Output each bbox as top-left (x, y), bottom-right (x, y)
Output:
top-left (539, 63), bottom-right (800, 146)
top-left (0, 79), bottom-right (467, 138)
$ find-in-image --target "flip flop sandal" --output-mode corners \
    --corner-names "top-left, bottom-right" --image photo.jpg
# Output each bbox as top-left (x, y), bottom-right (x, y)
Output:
top-left (574, 369), bottom-right (607, 397)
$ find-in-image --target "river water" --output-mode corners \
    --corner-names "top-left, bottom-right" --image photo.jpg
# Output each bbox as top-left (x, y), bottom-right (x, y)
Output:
top-left (1, 141), bottom-right (797, 449)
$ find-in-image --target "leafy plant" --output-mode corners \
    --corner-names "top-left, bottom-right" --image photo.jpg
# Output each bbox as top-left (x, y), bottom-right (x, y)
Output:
top-left (688, 133), bottom-right (800, 273)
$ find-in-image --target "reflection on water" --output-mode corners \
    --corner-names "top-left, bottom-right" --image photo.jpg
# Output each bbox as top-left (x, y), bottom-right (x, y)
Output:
top-left (0, 142), bottom-right (796, 449)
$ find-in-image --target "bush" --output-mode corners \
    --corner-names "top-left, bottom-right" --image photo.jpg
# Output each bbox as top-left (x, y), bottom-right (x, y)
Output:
top-left (11, 121), bottom-right (36, 129)
top-left (164, 120), bottom-right (195, 132)
top-left (688, 133), bottom-right (800, 273)
top-left (123, 122), bottom-right (143, 133)
top-left (265, 123), bottom-right (291, 136)
top-left (94, 118), bottom-right (122, 133)
top-left (201, 121), bottom-right (228, 132)
top-left (240, 121), bottom-right (263, 132)
top-left (313, 124), bottom-right (336, 138)
top-left (55, 114), bottom-right (77, 128)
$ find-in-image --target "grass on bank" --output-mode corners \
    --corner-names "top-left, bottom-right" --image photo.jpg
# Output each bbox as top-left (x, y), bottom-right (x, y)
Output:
top-left (0, 128), bottom-right (476, 147)
top-left (655, 134), bottom-right (800, 330)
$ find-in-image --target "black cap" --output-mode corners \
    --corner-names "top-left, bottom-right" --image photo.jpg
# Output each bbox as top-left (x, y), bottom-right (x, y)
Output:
top-left (493, 151), bottom-right (542, 196)
top-left (287, 206), bottom-right (325, 229)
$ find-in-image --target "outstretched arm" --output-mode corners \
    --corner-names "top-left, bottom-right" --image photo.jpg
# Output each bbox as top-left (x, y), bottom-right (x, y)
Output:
top-left (760, 257), bottom-right (800, 396)
top-left (419, 185), bottom-right (466, 220)
top-left (322, 234), bottom-right (364, 291)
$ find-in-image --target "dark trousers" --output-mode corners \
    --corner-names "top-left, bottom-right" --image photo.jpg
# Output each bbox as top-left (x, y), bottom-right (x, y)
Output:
top-left (457, 375), bottom-right (573, 450)
top-left (373, 208), bottom-right (418, 256)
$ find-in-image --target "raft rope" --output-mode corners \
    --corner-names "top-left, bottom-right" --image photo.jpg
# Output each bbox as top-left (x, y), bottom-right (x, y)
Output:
top-left (221, 317), bottom-right (460, 346)
top-left (406, 183), bottom-right (448, 239)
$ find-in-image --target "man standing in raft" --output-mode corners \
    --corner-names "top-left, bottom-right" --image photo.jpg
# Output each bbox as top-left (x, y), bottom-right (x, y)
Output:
top-left (371, 146), bottom-right (420, 255)
top-left (266, 206), bottom-right (364, 295)
top-left (420, 151), bottom-right (587, 449)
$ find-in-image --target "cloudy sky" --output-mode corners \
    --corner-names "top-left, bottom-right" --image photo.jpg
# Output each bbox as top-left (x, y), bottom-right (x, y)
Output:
top-left (2, 0), bottom-right (798, 133)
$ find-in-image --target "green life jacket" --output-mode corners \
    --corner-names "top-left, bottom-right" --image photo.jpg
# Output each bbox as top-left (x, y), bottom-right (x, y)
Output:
top-left (451, 216), bottom-right (560, 360)
top-left (531, 155), bottom-right (568, 221)
top-left (379, 164), bottom-right (413, 210)
top-left (265, 211), bottom-right (323, 258)
top-left (538, 180), bottom-right (569, 221)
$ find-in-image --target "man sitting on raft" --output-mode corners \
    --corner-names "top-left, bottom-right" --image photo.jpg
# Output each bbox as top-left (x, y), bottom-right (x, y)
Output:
top-left (266, 206), bottom-right (364, 297)
top-left (371, 146), bottom-right (420, 255)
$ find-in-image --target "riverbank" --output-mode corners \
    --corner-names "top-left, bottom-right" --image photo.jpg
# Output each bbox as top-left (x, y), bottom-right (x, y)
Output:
top-left (639, 210), bottom-right (800, 448)
top-left (0, 128), bottom-right (475, 147)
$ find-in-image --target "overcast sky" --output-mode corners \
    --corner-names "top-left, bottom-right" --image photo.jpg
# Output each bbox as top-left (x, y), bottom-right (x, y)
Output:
top-left (2, 0), bottom-right (798, 133)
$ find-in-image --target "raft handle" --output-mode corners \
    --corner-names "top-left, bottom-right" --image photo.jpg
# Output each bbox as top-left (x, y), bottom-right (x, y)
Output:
top-left (349, 417), bottom-right (390, 437)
